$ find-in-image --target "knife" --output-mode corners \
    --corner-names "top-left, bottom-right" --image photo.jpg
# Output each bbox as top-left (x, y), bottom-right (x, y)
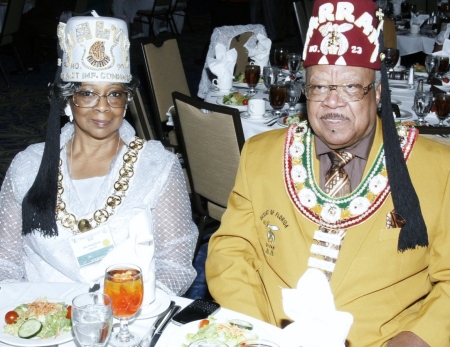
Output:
top-left (138, 301), bottom-right (175, 347)
top-left (148, 305), bottom-right (181, 347)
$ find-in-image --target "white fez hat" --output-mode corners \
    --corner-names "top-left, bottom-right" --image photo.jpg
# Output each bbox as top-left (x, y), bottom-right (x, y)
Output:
top-left (57, 11), bottom-right (132, 83)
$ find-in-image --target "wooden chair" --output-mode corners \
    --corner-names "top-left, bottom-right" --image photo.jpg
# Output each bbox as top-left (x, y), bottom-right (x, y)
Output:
top-left (172, 91), bottom-right (245, 258)
top-left (128, 88), bottom-right (155, 141)
top-left (0, 0), bottom-right (26, 86)
top-left (141, 37), bottom-right (190, 150)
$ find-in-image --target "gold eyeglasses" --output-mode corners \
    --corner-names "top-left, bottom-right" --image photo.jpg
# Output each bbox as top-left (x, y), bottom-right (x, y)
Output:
top-left (72, 90), bottom-right (129, 108)
top-left (303, 82), bottom-right (375, 102)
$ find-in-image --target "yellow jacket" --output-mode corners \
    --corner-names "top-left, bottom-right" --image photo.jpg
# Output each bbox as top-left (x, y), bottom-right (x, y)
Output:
top-left (206, 118), bottom-right (450, 347)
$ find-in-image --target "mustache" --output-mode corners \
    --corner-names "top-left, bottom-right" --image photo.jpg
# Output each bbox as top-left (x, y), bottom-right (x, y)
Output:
top-left (320, 113), bottom-right (348, 120)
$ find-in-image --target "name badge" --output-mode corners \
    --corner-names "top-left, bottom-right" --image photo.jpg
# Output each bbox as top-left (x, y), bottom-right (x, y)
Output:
top-left (69, 226), bottom-right (115, 267)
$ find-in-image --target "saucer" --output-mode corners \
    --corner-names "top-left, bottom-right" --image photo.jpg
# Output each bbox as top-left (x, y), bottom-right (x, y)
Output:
top-left (135, 288), bottom-right (171, 319)
top-left (240, 111), bottom-right (271, 120)
top-left (210, 86), bottom-right (237, 95)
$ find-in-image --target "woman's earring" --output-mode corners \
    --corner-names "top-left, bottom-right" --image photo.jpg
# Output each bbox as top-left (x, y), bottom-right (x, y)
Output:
top-left (64, 104), bottom-right (73, 122)
top-left (123, 105), bottom-right (128, 118)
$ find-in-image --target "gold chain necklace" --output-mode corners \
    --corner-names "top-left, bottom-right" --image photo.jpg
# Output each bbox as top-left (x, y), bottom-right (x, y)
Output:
top-left (55, 136), bottom-right (145, 234)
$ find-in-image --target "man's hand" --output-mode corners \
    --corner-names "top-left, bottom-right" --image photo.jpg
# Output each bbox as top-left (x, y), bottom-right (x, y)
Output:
top-left (387, 331), bottom-right (430, 347)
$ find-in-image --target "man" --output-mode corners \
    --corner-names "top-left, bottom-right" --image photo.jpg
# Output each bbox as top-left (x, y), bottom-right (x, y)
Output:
top-left (205, 0), bottom-right (450, 346)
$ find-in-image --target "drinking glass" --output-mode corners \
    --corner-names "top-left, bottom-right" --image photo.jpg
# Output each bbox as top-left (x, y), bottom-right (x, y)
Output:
top-left (245, 65), bottom-right (261, 95)
top-left (435, 56), bottom-right (450, 78)
top-left (235, 339), bottom-right (280, 347)
top-left (425, 54), bottom-right (438, 84)
top-left (383, 48), bottom-right (399, 72)
top-left (411, 91), bottom-right (433, 124)
top-left (104, 264), bottom-right (144, 347)
top-left (434, 93), bottom-right (450, 127)
top-left (72, 293), bottom-right (113, 347)
top-left (286, 80), bottom-right (302, 114)
top-left (287, 53), bottom-right (302, 79)
top-left (263, 66), bottom-right (278, 94)
top-left (269, 84), bottom-right (287, 117)
top-left (273, 47), bottom-right (289, 78)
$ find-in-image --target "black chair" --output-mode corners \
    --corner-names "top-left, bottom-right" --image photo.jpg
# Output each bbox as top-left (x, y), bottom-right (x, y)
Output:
top-left (135, 0), bottom-right (173, 38)
top-left (172, 91), bottom-right (245, 258)
top-left (293, 0), bottom-right (309, 48)
top-left (0, 0), bottom-right (27, 86)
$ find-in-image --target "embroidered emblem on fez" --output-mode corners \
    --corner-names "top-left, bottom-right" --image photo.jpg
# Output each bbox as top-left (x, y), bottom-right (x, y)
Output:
top-left (319, 23), bottom-right (353, 56)
top-left (87, 41), bottom-right (111, 67)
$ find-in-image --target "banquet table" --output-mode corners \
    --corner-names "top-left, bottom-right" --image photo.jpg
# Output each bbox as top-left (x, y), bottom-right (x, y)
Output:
top-left (0, 282), bottom-right (287, 347)
top-left (396, 29), bottom-right (435, 57)
top-left (0, 0), bottom-right (35, 32)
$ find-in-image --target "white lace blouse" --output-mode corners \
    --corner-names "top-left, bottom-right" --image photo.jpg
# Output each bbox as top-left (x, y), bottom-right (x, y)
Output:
top-left (0, 120), bottom-right (198, 296)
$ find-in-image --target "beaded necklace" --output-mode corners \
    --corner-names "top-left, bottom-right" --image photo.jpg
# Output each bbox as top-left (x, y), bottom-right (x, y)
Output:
top-left (283, 121), bottom-right (417, 230)
top-left (56, 136), bottom-right (145, 234)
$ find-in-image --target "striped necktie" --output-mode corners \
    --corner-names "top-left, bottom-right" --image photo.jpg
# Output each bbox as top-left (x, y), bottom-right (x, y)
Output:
top-left (324, 151), bottom-right (355, 197)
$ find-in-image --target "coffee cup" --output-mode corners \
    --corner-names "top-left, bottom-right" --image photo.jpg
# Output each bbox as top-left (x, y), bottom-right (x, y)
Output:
top-left (212, 77), bottom-right (233, 93)
top-left (410, 24), bottom-right (419, 35)
top-left (248, 99), bottom-right (266, 118)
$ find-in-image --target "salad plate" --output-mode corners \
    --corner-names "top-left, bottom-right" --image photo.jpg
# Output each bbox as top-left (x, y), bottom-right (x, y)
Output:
top-left (232, 81), bottom-right (264, 89)
top-left (388, 82), bottom-right (414, 90)
top-left (240, 111), bottom-right (272, 120)
top-left (135, 288), bottom-right (171, 319)
top-left (216, 98), bottom-right (248, 112)
top-left (0, 298), bottom-right (73, 347)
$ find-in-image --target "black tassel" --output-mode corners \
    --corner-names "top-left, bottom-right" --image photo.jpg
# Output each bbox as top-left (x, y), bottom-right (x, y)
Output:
top-left (378, 30), bottom-right (428, 251)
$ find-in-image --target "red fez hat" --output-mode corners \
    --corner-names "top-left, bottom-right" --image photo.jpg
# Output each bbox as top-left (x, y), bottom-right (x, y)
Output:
top-left (303, 0), bottom-right (383, 69)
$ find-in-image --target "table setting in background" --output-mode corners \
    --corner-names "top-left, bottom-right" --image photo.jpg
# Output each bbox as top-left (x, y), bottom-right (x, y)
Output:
top-left (204, 43), bottom-right (307, 140)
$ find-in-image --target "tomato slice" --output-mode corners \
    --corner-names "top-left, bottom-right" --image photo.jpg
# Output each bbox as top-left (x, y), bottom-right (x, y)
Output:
top-left (5, 310), bottom-right (19, 324)
top-left (66, 305), bottom-right (72, 320)
top-left (242, 99), bottom-right (249, 105)
top-left (198, 319), bottom-right (209, 329)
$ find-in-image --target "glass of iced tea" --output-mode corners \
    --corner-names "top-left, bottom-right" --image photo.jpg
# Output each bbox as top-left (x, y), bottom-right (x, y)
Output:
top-left (245, 65), bottom-right (261, 95)
top-left (269, 83), bottom-right (287, 117)
top-left (104, 264), bottom-right (143, 347)
top-left (434, 93), bottom-right (450, 127)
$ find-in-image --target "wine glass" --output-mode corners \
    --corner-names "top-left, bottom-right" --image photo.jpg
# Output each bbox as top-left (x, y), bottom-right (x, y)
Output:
top-left (411, 91), bottom-right (433, 124)
top-left (425, 54), bottom-right (438, 84)
top-left (263, 66), bottom-right (278, 94)
top-left (104, 264), bottom-right (144, 347)
top-left (273, 47), bottom-right (289, 78)
top-left (287, 53), bottom-right (302, 80)
top-left (245, 65), bottom-right (261, 95)
top-left (269, 83), bottom-right (287, 117)
top-left (286, 80), bottom-right (302, 114)
top-left (383, 48), bottom-right (399, 72)
top-left (434, 93), bottom-right (450, 127)
top-left (72, 293), bottom-right (113, 347)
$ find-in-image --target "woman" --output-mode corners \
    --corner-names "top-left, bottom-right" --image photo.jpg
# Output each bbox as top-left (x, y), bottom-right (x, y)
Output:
top-left (0, 13), bottom-right (198, 297)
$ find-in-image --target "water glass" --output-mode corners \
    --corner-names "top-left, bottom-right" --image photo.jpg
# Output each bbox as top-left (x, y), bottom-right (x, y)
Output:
top-left (286, 80), bottom-right (302, 114)
top-left (72, 293), bottom-right (113, 347)
top-left (411, 91), bottom-right (433, 124)
top-left (287, 53), bottom-right (302, 79)
top-left (235, 339), bottom-right (280, 347)
top-left (263, 66), bottom-right (278, 94)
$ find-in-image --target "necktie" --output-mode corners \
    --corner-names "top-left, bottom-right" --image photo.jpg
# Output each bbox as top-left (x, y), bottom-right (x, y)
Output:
top-left (324, 151), bottom-right (355, 197)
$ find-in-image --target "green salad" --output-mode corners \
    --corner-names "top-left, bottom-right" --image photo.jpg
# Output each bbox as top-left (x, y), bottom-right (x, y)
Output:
top-left (222, 92), bottom-right (251, 106)
top-left (183, 317), bottom-right (258, 347)
top-left (235, 72), bottom-right (264, 83)
top-left (4, 298), bottom-right (71, 339)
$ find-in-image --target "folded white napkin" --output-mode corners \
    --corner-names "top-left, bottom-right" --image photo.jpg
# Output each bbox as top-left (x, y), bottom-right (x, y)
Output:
top-left (281, 268), bottom-right (353, 347)
top-left (87, 207), bottom-right (156, 305)
top-left (245, 33), bottom-right (272, 70)
top-left (410, 13), bottom-right (429, 27)
top-left (206, 43), bottom-right (237, 82)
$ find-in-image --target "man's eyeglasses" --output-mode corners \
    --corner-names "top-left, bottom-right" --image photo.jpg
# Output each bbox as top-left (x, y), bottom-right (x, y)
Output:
top-left (303, 82), bottom-right (375, 102)
top-left (72, 90), bottom-right (129, 108)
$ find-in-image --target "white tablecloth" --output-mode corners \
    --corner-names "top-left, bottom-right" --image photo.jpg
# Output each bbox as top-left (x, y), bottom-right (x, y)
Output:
top-left (397, 31), bottom-right (435, 57)
top-left (0, 283), bottom-right (286, 347)
top-left (0, 0), bottom-right (35, 33)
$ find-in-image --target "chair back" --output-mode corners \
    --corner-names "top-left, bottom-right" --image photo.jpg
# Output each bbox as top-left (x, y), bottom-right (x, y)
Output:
top-left (142, 38), bottom-right (190, 146)
top-left (229, 31), bottom-right (253, 77)
top-left (129, 89), bottom-right (155, 140)
top-left (172, 91), bottom-right (245, 217)
top-left (303, 0), bottom-right (314, 19)
top-left (1, 0), bottom-right (26, 41)
top-left (293, 1), bottom-right (309, 47)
